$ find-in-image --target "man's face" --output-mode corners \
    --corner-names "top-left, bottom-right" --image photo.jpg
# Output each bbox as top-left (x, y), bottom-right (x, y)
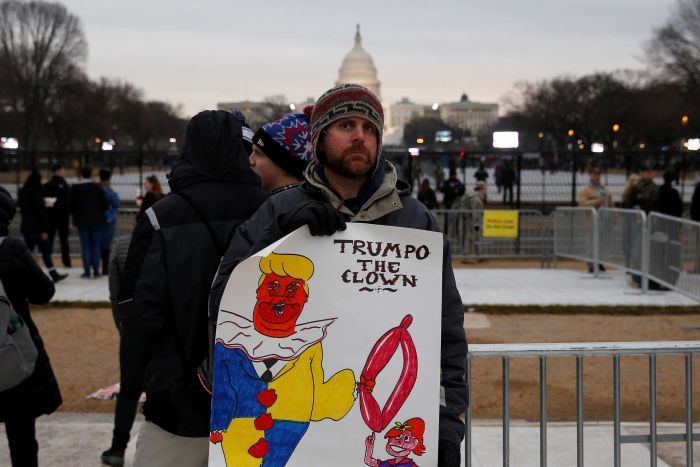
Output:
top-left (589, 170), bottom-right (601, 185)
top-left (385, 430), bottom-right (419, 459)
top-left (249, 145), bottom-right (285, 191)
top-left (54, 168), bottom-right (66, 178)
top-left (253, 273), bottom-right (308, 337)
top-left (319, 117), bottom-right (378, 180)
top-left (641, 169), bottom-right (654, 181)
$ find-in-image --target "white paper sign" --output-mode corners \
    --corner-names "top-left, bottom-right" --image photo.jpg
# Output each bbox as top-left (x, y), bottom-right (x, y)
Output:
top-left (209, 223), bottom-right (443, 466)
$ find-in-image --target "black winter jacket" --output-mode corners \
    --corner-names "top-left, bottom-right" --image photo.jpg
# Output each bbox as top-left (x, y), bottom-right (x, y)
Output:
top-left (657, 183), bottom-right (683, 217)
top-left (691, 183), bottom-right (700, 222)
top-left (71, 181), bottom-right (108, 228)
top-left (0, 234), bottom-right (61, 421)
top-left (18, 186), bottom-right (50, 236)
top-left (209, 160), bottom-right (468, 447)
top-left (43, 175), bottom-right (71, 223)
top-left (118, 110), bottom-right (267, 437)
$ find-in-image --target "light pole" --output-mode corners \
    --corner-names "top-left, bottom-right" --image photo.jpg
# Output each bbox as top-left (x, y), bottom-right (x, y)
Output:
top-left (568, 129), bottom-right (576, 206)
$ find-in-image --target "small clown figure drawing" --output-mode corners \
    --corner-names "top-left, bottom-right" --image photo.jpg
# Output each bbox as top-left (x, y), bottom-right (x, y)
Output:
top-left (210, 252), bottom-right (356, 466)
top-left (364, 418), bottom-right (426, 467)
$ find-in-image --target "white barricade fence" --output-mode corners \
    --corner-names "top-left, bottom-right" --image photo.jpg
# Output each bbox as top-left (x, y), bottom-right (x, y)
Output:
top-left (647, 212), bottom-right (700, 301)
top-left (466, 341), bottom-right (700, 467)
top-left (597, 208), bottom-right (647, 274)
top-left (552, 207), bottom-right (598, 266)
top-left (433, 209), bottom-right (552, 262)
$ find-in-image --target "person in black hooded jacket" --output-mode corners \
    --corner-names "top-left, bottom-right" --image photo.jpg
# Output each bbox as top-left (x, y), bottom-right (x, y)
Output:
top-left (0, 186), bottom-right (61, 467)
top-left (18, 171), bottom-right (67, 283)
top-left (114, 110), bottom-right (267, 467)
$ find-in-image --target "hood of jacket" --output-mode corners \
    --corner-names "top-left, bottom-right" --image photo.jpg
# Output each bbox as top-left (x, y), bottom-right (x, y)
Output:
top-left (303, 156), bottom-right (406, 222)
top-left (168, 110), bottom-right (260, 192)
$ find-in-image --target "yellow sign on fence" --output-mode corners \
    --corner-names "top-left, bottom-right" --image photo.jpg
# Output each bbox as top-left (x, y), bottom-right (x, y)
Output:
top-left (482, 210), bottom-right (519, 238)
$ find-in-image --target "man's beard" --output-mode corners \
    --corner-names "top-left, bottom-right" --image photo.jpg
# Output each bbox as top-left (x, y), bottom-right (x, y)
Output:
top-left (323, 143), bottom-right (377, 179)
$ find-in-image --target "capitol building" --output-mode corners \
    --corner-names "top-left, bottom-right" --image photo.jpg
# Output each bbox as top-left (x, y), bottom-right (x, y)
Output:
top-left (335, 25), bottom-right (381, 99)
top-left (218, 26), bottom-right (498, 144)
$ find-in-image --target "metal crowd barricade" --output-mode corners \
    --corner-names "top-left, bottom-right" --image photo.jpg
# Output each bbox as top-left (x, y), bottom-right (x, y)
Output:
top-left (466, 341), bottom-right (700, 467)
top-left (597, 208), bottom-right (649, 291)
top-left (434, 209), bottom-right (553, 263)
top-left (552, 207), bottom-right (598, 272)
top-left (647, 212), bottom-right (700, 302)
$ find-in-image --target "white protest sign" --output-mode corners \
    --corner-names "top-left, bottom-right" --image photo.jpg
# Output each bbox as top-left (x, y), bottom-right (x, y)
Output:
top-left (209, 223), bottom-right (443, 466)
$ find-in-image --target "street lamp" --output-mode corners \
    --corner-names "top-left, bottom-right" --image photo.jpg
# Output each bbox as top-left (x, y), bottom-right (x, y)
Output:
top-left (682, 115), bottom-right (689, 126)
top-left (612, 123), bottom-right (620, 133)
top-left (567, 129), bottom-right (574, 137)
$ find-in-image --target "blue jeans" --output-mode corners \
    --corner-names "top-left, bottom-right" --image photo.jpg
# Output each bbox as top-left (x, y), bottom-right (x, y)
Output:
top-left (77, 227), bottom-right (101, 276)
top-left (98, 222), bottom-right (117, 250)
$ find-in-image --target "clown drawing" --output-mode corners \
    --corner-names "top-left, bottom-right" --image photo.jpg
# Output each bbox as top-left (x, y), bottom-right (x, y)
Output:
top-left (364, 418), bottom-right (426, 467)
top-left (210, 252), bottom-right (356, 466)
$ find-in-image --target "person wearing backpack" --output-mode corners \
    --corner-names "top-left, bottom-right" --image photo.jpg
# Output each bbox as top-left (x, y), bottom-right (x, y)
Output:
top-left (0, 186), bottom-right (61, 467)
top-left (116, 110), bottom-right (267, 466)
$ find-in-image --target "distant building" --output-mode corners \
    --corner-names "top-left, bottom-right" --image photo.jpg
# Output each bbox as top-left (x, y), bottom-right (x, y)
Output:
top-left (336, 24), bottom-right (381, 99)
top-left (438, 93), bottom-right (498, 136)
top-left (388, 98), bottom-right (426, 129)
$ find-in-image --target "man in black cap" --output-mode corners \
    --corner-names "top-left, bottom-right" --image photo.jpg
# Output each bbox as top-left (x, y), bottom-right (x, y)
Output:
top-left (249, 110), bottom-right (313, 195)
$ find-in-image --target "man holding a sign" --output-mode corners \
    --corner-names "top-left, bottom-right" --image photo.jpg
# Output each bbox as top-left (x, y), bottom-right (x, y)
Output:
top-left (211, 84), bottom-right (467, 466)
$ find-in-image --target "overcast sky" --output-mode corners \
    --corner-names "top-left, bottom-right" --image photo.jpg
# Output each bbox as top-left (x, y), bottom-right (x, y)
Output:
top-left (60, 0), bottom-right (677, 117)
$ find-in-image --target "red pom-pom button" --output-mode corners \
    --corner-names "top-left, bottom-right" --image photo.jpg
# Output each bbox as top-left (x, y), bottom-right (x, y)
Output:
top-left (248, 438), bottom-right (269, 458)
top-left (257, 389), bottom-right (277, 407)
top-left (254, 413), bottom-right (274, 431)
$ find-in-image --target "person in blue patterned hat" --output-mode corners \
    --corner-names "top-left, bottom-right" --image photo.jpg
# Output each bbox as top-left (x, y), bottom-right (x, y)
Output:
top-left (250, 109), bottom-right (313, 195)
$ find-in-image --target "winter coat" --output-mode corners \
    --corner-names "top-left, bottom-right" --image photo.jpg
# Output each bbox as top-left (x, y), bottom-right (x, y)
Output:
top-left (101, 186), bottom-right (120, 224)
top-left (17, 185), bottom-right (50, 236)
top-left (109, 233), bottom-right (132, 332)
top-left (118, 110), bottom-right (267, 437)
top-left (0, 234), bottom-right (61, 421)
top-left (628, 179), bottom-right (659, 214)
top-left (577, 184), bottom-right (612, 208)
top-left (136, 191), bottom-right (165, 222)
top-left (417, 187), bottom-right (438, 209)
top-left (657, 183), bottom-right (683, 217)
top-left (210, 158), bottom-right (468, 447)
top-left (43, 175), bottom-right (71, 223)
top-left (71, 181), bottom-right (109, 228)
top-left (692, 183), bottom-right (700, 222)
top-left (440, 178), bottom-right (465, 209)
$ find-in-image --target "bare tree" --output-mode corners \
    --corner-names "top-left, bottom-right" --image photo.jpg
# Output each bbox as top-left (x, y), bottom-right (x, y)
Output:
top-left (646, 0), bottom-right (700, 112)
top-left (0, 0), bottom-right (87, 150)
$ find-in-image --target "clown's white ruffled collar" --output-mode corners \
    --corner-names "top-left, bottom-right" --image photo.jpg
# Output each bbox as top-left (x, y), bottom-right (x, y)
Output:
top-left (215, 309), bottom-right (335, 361)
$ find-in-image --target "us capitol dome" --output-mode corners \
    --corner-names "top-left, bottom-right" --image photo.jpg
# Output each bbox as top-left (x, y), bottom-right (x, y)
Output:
top-left (336, 25), bottom-right (381, 99)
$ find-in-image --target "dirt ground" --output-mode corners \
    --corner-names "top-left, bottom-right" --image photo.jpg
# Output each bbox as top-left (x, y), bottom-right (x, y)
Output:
top-left (30, 305), bottom-right (700, 422)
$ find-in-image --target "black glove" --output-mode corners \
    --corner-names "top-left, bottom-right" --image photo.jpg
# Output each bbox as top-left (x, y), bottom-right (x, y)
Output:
top-left (437, 439), bottom-right (461, 467)
top-left (277, 200), bottom-right (347, 236)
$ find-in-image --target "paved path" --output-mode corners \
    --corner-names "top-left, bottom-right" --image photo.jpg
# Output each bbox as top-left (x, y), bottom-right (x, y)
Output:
top-left (3, 414), bottom-right (696, 466)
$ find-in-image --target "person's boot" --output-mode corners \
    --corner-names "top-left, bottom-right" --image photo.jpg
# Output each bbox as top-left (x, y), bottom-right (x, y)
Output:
top-left (100, 447), bottom-right (125, 466)
top-left (49, 269), bottom-right (68, 283)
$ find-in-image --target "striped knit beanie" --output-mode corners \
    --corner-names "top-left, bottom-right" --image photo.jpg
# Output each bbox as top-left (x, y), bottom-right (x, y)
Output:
top-left (253, 111), bottom-right (313, 179)
top-left (310, 84), bottom-right (384, 160)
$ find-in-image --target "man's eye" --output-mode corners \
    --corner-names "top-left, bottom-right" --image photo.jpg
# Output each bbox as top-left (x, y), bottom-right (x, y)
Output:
top-left (404, 435), bottom-right (411, 442)
top-left (363, 124), bottom-right (375, 133)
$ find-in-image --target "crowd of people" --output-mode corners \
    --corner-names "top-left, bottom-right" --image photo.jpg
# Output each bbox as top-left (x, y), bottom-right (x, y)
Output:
top-left (3, 81), bottom-right (700, 467)
top-left (0, 84), bottom-right (468, 467)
